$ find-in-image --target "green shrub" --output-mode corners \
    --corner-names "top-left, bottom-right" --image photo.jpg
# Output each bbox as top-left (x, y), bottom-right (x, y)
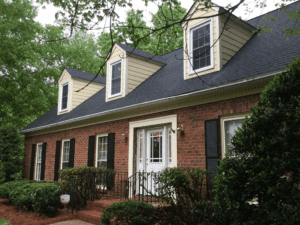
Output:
top-left (30, 183), bottom-right (61, 215)
top-left (158, 167), bottom-right (210, 205)
top-left (213, 57), bottom-right (300, 224)
top-left (7, 181), bottom-right (60, 215)
top-left (0, 126), bottom-right (23, 183)
top-left (0, 160), bottom-right (6, 185)
top-left (100, 200), bottom-right (155, 225)
top-left (9, 183), bottom-right (35, 207)
top-left (0, 179), bottom-right (35, 198)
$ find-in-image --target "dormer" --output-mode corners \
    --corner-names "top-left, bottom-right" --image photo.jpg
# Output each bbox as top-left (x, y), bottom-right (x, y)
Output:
top-left (105, 42), bottom-right (166, 102)
top-left (182, 2), bottom-right (255, 80)
top-left (57, 68), bottom-right (105, 115)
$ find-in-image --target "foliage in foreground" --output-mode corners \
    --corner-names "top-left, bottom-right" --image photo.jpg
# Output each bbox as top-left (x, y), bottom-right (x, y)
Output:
top-left (100, 200), bottom-right (155, 225)
top-left (0, 179), bottom-right (61, 216)
top-left (213, 56), bottom-right (300, 224)
top-left (0, 126), bottom-right (23, 184)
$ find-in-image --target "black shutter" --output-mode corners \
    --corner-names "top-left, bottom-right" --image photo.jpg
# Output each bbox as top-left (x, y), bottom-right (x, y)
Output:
top-left (40, 143), bottom-right (47, 181)
top-left (30, 144), bottom-right (36, 180)
top-left (54, 141), bottom-right (61, 181)
top-left (88, 136), bottom-right (95, 167)
top-left (205, 120), bottom-right (219, 192)
top-left (69, 138), bottom-right (75, 168)
top-left (107, 133), bottom-right (115, 189)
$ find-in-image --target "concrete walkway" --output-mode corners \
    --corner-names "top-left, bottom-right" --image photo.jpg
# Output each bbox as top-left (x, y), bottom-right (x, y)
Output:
top-left (49, 220), bottom-right (96, 225)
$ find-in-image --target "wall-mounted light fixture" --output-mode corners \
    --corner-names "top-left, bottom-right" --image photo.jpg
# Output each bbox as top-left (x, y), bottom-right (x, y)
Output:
top-left (170, 125), bottom-right (184, 134)
top-left (122, 133), bottom-right (128, 139)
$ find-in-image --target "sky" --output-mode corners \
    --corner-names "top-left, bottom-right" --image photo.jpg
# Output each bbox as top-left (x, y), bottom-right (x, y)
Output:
top-left (33, 0), bottom-right (294, 36)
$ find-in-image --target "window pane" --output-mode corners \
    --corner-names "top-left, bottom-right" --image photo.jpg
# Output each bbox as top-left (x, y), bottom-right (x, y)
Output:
top-left (62, 163), bottom-right (69, 170)
top-left (199, 37), bottom-right (204, 47)
top-left (205, 35), bottom-right (210, 45)
top-left (111, 62), bottom-right (121, 95)
top-left (205, 56), bottom-right (211, 67)
top-left (225, 119), bottom-right (243, 155)
top-left (200, 58), bottom-right (206, 68)
top-left (98, 161), bottom-right (107, 168)
top-left (192, 23), bottom-right (211, 69)
top-left (193, 59), bottom-right (200, 70)
top-left (169, 130), bottom-right (172, 163)
top-left (61, 85), bottom-right (68, 109)
top-left (63, 141), bottom-right (70, 161)
top-left (139, 133), bottom-right (143, 163)
top-left (111, 78), bottom-right (121, 95)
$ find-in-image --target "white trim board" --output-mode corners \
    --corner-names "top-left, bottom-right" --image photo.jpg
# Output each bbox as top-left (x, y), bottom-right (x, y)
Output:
top-left (128, 115), bottom-right (178, 179)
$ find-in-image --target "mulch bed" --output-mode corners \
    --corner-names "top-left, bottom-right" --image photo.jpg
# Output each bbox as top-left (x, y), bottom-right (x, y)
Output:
top-left (0, 198), bottom-right (77, 225)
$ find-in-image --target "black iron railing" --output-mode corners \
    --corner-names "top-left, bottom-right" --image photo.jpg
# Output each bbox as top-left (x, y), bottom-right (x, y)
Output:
top-left (125, 171), bottom-right (168, 204)
top-left (69, 171), bottom-right (128, 213)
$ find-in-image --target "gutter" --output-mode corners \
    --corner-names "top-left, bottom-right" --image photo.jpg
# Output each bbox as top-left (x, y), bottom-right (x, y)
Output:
top-left (19, 71), bottom-right (281, 134)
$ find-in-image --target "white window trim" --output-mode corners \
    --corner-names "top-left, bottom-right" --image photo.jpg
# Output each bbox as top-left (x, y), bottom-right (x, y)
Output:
top-left (34, 142), bottom-right (43, 181)
top-left (188, 18), bottom-right (214, 75)
top-left (220, 113), bottom-right (251, 159)
top-left (60, 139), bottom-right (71, 170)
top-left (108, 59), bottom-right (123, 99)
top-left (59, 82), bottom-right (69, 112)
top-left (95, 133), bottom-right (109, 168)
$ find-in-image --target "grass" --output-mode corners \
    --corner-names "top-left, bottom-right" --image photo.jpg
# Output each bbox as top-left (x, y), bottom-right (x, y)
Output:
top-left (0, 218), bottom-right (11, 225)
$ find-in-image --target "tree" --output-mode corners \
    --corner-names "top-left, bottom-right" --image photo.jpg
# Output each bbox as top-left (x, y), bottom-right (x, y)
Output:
top-left (0, 0), bottom-right (103, 131)
top-left (148, 2), bottom-right (186, 55)
top-left (213, 56), bottom-right (300, 224)
top-left (0, 126), bottom-right (23, 183)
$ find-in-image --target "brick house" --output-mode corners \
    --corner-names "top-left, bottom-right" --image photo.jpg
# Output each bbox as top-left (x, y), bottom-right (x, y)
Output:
top-left (19, 1), bottom-right (300, 194)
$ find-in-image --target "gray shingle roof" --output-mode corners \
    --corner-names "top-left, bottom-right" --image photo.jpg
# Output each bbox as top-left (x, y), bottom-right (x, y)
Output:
top-left (20, 2), bottom-right (300, 133)
top-left (65, 68), bottom-right (106, 84)
top-left (116, 42), bottom-right (167, 64)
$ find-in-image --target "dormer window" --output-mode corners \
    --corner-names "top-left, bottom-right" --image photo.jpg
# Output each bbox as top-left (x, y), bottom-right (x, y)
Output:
top-left (109, 59), bottom-right (122, 98)
top-left (60, 82), bottom-right (69, 111)
top-left (188, 18), bottom-right (214, 74)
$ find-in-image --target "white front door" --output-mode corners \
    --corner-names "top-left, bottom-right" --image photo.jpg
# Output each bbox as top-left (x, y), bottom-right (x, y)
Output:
top-left (136, 126), bottom-right (172, 195)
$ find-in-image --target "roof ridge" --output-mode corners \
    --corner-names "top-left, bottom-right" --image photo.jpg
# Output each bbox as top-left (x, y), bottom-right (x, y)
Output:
top-left (116, 42), bottom-right (159, 57)
top-left (247, 0), bottom-right (299, 23)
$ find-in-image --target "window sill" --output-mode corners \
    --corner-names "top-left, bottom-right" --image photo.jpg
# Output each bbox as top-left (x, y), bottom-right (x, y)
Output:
top-left (108, 92), bottom-right (122, 99)
top-left (59, 108), bottom-right (68, 113)
top-left (188, 65), bottom-right (214, 75)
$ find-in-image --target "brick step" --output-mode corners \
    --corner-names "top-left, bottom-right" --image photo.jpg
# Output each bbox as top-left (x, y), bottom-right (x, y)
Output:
top-left (87, 198), bottom-right (122, 208)
top-left (76, 210), bottom-right (103, 225)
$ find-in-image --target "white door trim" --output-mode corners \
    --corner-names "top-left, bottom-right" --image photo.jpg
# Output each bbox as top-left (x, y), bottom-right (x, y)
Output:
top-left (129, 115), bottom-right (178, 179)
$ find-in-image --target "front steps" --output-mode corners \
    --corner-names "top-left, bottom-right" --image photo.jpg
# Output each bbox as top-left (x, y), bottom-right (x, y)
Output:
top-left (75, 197), bottom-right (122, 225)
top-left (74, 196), bottom-right (170, 225)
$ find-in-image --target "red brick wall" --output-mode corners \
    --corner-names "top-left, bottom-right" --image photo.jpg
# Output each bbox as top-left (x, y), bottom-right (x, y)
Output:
top-left (22, 94), bottom-right (260, 181)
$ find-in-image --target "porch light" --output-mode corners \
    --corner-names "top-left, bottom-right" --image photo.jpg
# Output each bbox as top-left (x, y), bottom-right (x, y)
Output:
top-left (170, 125), bottom-right (184, 133)
top-left (122, 133), bottom-right (128, 139)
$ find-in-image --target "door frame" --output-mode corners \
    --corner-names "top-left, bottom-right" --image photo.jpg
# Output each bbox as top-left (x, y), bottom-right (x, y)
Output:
top-left (129, 115), bottom-right (178, 182)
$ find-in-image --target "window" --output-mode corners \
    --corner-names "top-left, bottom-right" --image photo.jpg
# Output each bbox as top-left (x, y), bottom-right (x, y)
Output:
top-left (96, 135), bottom-right (108, 168)
top-left (188, 19), bottom-right (214, 74)
top-left (109, 60), bottom-right (122, 98)
top-left (168, 128), bottom-right (172, 164)
top-left (221, 115), bottom-right (249, 158)
top-left (61, 140), bottom-right (70, 169)
top-left (35, 144), bottom-right (43, 181)
top-left (60, 82), bottom-right (68, 111)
